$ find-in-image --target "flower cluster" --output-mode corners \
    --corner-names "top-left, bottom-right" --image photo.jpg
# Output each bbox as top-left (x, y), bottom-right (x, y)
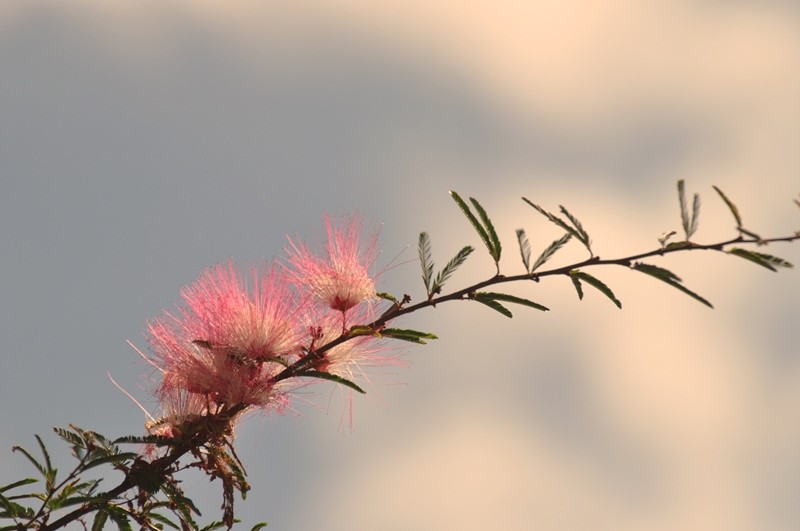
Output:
top-left (138, 214), bottom-right (390, 438)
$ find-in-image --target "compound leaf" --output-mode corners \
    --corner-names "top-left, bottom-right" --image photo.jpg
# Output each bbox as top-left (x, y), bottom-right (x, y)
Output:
top-left (728, 248), bottom-right (794, 272)
top-left (516, 228), bottom-right (532, 273)
top-left (712, 185), bottom-right (742, 228)
top-left (633, 262), bottom-right (713, 308)
top-left (569, 270), bottom-right (622, 309)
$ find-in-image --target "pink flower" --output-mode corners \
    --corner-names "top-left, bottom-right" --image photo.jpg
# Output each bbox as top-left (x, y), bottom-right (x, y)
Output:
top-left (286, 214), bottom-right (379, 314)
top-left (145, 261), bottom-right (302, 410)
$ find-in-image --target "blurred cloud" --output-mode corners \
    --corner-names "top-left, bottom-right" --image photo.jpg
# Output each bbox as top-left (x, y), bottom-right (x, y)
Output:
top-left (1, 1), bottom-right (799, 530)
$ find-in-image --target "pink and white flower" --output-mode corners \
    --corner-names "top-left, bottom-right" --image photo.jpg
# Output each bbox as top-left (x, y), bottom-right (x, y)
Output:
top-left (145, 261), bottom-right (302, 410)
top-left (285, 214), bottom-right (380, 313)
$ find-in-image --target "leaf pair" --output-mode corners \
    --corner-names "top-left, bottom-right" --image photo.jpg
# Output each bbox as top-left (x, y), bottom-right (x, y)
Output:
top-left (517, 231), bottom-right (572, 273)
top-left (569, 270), bottom-right (622, 309)
top-left (678, 180), bottom-right (701, 240)
top-left (418, 231), bottom-right (474, 299)
top-left (472, 292), bottom-right (549, 318)
top-left (522, 199), bottom-right (592, 256)
top-left (449, 192), bottom-right (501, 271)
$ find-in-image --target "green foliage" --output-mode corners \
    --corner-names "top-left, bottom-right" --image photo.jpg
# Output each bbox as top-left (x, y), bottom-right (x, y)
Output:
top-left (569, 270), bottom-right (622, 309)
top-left (297, 370), bottom-right (366, 394)
top-left (516, 228), bottom-right (532, 273)
top-left (522, 199), bottom-right (592, 255)
top-left (418, 231), bottom-right (474, 298)
top-left (450, 191), bottom-right (502, 269)
top-left (728, 248), bottom-right (793, 271)
top-left (677, 180), bottom-right (701, 240)
top-left (376, 291), bottom-right (399, 303)
top-left (632, 262), bottom-right (713, 308)
top-left (418, 232), bottom-right (434, 294)
top-left (2, 180), bottom-right (798, 531)
top-left (712, 185), bottom-right (742, 228)
top-left (380, 328), bottom-right (438, 344)
top-left (531, 234), bottom-right (571, 272)
top-left (430, 246), bottom-right (474, 296)
top-left (473, 292), bottom-right (549, 318)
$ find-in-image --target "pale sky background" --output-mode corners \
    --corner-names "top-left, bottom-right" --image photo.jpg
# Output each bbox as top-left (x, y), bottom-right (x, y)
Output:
top-left (2, 1), bottom-right (800, 530)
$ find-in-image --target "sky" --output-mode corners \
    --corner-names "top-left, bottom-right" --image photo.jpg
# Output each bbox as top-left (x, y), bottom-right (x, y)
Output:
top-left (1, 1), bottom-right (799, 530)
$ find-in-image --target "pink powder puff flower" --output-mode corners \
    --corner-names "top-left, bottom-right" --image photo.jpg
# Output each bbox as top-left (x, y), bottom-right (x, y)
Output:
top-left (145, 261), bottom-right (302, 411)
top-left (286, 214), bottom-right (380, 314)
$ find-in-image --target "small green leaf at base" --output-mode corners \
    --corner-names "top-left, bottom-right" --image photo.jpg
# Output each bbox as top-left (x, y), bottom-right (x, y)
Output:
top-left (376, 292), bottom-right (399, 304)
top-left (728, 248), bottom-right (793, 271)
top-left (569, 270), bottom-right (622, 309)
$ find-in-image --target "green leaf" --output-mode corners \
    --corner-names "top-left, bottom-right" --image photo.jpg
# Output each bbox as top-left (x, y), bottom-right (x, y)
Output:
top-left (92, 510), bottom-right (109, 531)
top-left (728, 248), bottom-right (794, 272)
top-left (112, 434), bottom-right (174, 446)
top-left (82, 452), bottom-right (139, 471)
top-left (475, 292), bottom-right (549, 312)
top-left (664, 241), bottom-right (690, 250)
top-left (0, 478), bottom-right (37, 494)
top-left (633, 262), bottom-right (713, 308)
top-left (0, 493), bottom-right (34, 519)
top-left (376, 291), bottom-right (398, 303)
top-left (712, 186), bottom-right (742, 228)
top-left (570, 274), bottom-right (584, 300)
top-left (469, 196), bottom-right (501, 262)
top-left (473, 296), bottom-right (513, 318)
top-left (569, 270), bottom-right (622, 309)
top-left (251, 524), bottom-right (269, 531)
top-left (161, 482), bottom-right (200, 529)
top-left (450, 191), bottom-right (496, 265)
top-left (516, 229), bottom-right (532, 273)
top-left (678, 179), bottom-right (689, 237)
top-left (148, 512), bottom-right (181, 530)
top-left (53, 427), bottom-right (84, 449)
top-left (380, 328), bottom-right (438, 344)
top-left (431, 246), bottom-right (474, 295)
top-left (347, 325), bottom-right (378, 338)
top-left (298, 370), bottom-right (366, 394)
top-left (418, 232), bottom-right (434, 295)
top-left (11, 445), bottom-right (46, 478)
top-left (738, 227), bottom-right (764, 242)
top-left (677, 180), bottom-right (700, 240)
top-left (559, 205), bottom-right (592, 254)
top-left (658, 230), bottom-right (677, 248)
top-left (34, 436), bottom-right (54, 485)
top-left (691, 193), bottom-right (701, 237)
top-left (523, 199), bottom-right (578, 238)
top-left (107, 507), bottom-right (133, 531)
top-left (531, 233), bottom-right (572, 272)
